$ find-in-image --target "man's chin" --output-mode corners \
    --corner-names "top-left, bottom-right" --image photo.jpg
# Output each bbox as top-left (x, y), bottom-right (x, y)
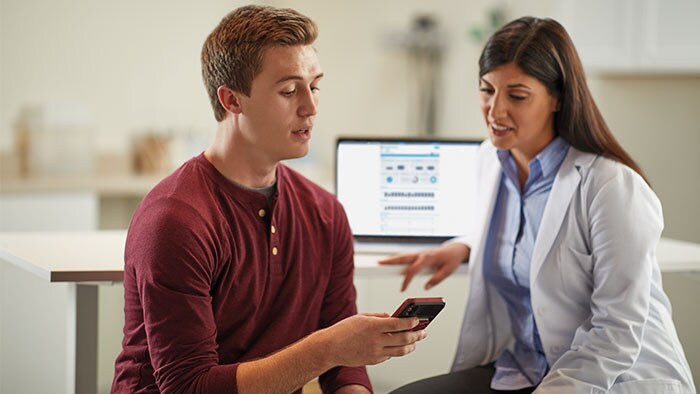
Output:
top-left (281, 148), bottom-right (310, 162)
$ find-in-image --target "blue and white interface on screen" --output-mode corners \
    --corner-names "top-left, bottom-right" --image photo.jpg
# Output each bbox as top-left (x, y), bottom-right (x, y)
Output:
top-left (337, 140), bottom-right (477, 238)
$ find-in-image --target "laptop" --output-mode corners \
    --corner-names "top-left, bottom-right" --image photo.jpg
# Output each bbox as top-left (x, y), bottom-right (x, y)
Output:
top-left (335, 137), bottom-right (481, 254)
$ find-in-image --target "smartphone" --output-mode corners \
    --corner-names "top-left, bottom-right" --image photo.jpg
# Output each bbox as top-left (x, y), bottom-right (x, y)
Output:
top-left (391, 297), bottom-right (446, 330)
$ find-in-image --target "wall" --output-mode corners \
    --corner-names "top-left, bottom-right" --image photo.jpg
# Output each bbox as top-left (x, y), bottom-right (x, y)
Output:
top-left (0, 0), bottom-right (553, 175)
top-left (2, 0), bottom-right (699, 392)
top-left (0, 0), bottom-right (245, 155)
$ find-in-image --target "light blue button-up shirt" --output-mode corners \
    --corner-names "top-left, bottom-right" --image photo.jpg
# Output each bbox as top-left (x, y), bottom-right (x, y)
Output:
top-left (483, 136), bottom-right (569, 390)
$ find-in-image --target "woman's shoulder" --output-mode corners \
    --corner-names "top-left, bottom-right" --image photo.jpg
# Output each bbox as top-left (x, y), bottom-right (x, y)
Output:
top-left (569, 147), bottom-right (644, 186)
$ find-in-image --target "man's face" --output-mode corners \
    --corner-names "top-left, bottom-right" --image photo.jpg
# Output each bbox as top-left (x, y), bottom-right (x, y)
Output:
top-left (236, 45), bottom-right (323, 164)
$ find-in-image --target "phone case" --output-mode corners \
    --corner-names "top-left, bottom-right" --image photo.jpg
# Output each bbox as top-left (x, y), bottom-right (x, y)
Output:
top-left (391, 297), bottom-right (445, 330)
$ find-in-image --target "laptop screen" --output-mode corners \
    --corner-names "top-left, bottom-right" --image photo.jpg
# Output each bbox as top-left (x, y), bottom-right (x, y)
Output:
top-left (335, 137), bottom-right (480, 242)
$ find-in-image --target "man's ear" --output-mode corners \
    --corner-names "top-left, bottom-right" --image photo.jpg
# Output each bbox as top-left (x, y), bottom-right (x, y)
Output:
top-left (217, 85), bottom-right (244, 115)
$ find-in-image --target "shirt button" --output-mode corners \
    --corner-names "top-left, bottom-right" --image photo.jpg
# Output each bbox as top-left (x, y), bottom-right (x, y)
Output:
top-left (551, 345), bottom-right (562, 354)
top-left (272, 247), bottom-right (278, 256)
top-left (537, 307), bottom-right (546, 316)
top-left (271, 225), bottom-right (276, 234)
top-left (258, 209), bottom-right (266, 218)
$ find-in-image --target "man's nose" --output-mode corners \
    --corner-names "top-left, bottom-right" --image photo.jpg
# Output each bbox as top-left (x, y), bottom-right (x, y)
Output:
top-left (299, 89), bottom-right (318, 117)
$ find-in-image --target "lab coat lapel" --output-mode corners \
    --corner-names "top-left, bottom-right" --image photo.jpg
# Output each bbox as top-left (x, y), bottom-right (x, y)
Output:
top-left (530, 149), bottom-right (582, 281)
top-left (472, 149), bottom-right (502, 263)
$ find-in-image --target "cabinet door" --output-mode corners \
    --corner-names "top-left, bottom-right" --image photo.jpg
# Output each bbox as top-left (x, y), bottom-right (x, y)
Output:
top-left (555, 0), bottom-right (638, 73)
top-left (555, 0), bottom-right (700, 73)
top-left (0, 191), bottom-right (98, 231)
top-left (640, 0), bottom-right (700, 72)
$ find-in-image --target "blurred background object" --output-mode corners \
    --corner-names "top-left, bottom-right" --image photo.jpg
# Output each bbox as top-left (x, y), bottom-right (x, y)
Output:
top-left (468, 5), bottom-right (507, 44)
top-left (13, 102), bottom-right (96, 178)
top-left (385, 13), bottom-right (445, 136)
top-left (132, 133), bottom-right (169, 175)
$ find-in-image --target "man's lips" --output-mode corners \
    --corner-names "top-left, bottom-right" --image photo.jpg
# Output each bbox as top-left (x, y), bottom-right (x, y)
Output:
top-left (291, 128), bottom-right (311, 140)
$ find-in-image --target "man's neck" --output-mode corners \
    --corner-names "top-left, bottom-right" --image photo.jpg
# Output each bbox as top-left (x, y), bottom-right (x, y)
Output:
top-left (204, 119), bottom-right (277, 189)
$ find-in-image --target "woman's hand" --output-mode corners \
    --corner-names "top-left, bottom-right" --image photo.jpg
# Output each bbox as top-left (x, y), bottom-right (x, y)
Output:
top-left (379, 243), bottom-right (470, 291)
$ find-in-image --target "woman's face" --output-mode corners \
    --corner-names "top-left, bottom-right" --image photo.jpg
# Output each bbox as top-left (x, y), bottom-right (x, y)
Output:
top-left (479, 62), bottom-right (559, 164)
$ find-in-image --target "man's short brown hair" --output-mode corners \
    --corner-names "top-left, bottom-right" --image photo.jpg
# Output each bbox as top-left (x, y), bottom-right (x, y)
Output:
top-left (201, 5), bottom-right (318, 121)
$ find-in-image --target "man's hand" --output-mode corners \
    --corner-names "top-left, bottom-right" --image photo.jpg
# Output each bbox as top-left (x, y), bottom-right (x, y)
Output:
top-left (379, 242), bottom-right (470, 291)
top-left (317, 313), bottom-right (427, 368)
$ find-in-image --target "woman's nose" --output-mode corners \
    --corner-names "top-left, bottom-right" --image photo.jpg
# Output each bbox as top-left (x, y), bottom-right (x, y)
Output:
top-left (488, 94), bottom-right (507, 121)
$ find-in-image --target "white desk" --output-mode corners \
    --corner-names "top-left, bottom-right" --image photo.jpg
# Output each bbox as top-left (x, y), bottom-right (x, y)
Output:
top-left (0, 231), bottom-right (126, 283)
top-left (1, 232), bottom-right (700, 394)
top-left (3, 231), bottom-right (698, 282)
top-left (354, 238), bottom-right (700, 275)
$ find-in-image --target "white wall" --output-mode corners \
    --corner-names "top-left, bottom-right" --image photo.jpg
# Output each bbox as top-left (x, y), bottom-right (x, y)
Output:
top-left (0, 0), bottom-right (247, 154)
top-left (0, 0), bottom-right (553, 174)
top-left (2, 0), bottom-right (700, 392)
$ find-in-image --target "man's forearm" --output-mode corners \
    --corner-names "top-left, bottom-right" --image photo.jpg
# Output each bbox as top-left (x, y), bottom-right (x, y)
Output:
top-left (237, 330), bottom-right (333, 394)
top-left (237, 313), bottom-right (421, 394)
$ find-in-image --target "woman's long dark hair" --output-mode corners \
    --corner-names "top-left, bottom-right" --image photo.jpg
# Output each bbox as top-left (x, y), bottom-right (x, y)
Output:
top-left (479, 16), bottom-right (648, 184)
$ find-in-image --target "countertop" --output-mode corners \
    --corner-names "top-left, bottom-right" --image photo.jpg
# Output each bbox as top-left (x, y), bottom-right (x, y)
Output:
top-left (1, 231), bottom-right (700, 283)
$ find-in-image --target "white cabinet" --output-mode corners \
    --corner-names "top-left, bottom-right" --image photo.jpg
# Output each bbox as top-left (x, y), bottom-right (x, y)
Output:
top-left (0, 191), bottom-right (99, 231)
top-left (555, 0), bottom-right (700, 73)
top-left (0, 191), bottom-right (99, 394)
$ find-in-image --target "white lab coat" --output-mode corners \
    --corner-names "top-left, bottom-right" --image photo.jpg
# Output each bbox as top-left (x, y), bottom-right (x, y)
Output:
top-left (449, 140), bottom-right (696, 394)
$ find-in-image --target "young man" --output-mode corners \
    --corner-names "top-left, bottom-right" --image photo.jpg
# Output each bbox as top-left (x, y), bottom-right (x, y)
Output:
top-left (111, 5), bottom-right (426, 394)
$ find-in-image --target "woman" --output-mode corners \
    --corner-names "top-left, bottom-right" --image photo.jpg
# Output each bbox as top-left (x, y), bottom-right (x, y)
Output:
top-left (382, 16), bottom-right (696, 394)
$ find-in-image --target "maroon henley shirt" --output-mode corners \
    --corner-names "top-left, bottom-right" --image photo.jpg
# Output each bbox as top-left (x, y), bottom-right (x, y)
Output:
top-left (111, 153), bottom-right (371, 393)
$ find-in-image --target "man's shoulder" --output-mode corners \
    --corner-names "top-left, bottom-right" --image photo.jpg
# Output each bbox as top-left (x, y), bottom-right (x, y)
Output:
top-left (133, 155), bottom-right (222, 228)
top-left (278, 164), bottom-right (337, 205)
top-left (126, 157), bottom-right (227, 265)
top-left (147, 155), bottom-right (211, 198)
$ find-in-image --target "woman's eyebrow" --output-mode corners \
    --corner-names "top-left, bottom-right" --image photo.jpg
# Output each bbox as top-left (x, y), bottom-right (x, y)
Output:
top-left (506, 83), bottom-right (531, 90)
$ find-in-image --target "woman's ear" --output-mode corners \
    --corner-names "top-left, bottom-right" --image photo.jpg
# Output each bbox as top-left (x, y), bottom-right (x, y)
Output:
top-left (551, 96), bottom-right (561, 113)
top-left (217, 85), bottom-right (244, 115)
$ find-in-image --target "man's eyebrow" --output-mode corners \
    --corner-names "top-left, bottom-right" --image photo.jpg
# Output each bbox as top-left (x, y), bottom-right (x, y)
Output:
top-left (275, 73), bottom-right (324, 85)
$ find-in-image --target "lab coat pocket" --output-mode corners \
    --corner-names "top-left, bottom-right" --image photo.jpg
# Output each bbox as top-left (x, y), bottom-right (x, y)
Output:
top-left (609, 378), bottom-right (682, 394)
top-left (558, 245), bottom-right (594, 304)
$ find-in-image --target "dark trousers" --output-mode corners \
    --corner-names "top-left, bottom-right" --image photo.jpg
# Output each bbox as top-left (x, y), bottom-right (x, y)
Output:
top-left (388, 364), bottom-right (536, 394)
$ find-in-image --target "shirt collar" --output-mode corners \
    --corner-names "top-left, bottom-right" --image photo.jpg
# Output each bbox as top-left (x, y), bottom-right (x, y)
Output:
top-left (535, 136), bottom-right (569, 178)
top-left (496, 136), bottom-right (569, 180)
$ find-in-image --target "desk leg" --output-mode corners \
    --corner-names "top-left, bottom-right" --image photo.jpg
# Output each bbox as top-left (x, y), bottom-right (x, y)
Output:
top-left (77, 285), bottom-right (99, 394)
top-left (70, 284), bottom-right (98, 394)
